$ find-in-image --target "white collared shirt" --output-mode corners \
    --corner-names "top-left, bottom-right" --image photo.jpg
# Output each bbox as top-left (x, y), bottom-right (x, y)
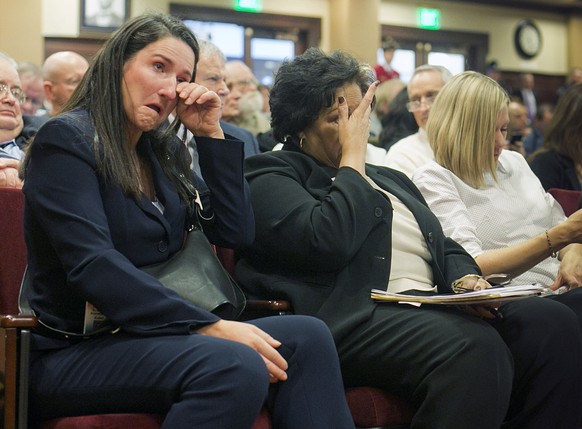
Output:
top-left (412, 150), bottom-right (565, 286)
top-left (0, 139), bottom-right (24, 160)
top-left (378, 128), bottom-right (434, 178)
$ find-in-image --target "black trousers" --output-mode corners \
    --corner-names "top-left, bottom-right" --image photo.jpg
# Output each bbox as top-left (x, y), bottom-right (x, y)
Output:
top-left (337, 296), bottom-right (582, 429)
top-left (29, 315), bottom-right (355, 429)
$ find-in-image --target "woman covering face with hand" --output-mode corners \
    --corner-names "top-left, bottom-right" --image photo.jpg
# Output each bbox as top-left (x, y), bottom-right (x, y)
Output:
top-left (237, 49), bottom-right (582, 428)
top-left (21, 13), bottom-right (355, 429)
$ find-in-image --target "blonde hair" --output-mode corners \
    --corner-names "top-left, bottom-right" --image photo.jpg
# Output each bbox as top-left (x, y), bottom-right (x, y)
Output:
top-left (427, 71), bottom-right (509, 188)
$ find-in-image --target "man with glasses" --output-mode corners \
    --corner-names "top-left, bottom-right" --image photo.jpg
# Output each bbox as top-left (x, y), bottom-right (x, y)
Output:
top-left (367, 65), bottom-right (452, 178)
top-left (0, 52), bottom-right (44, 187)
top-left (224, 60), bottom-right (271, 139)
top-left (182, 40), bottom-right (260, 176)
top-left (42, 51), bottom-right (89, 117)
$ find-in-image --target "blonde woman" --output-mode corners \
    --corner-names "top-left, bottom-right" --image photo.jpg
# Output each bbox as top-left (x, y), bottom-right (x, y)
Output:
top-left (413, 70), bottom-right (582, 324)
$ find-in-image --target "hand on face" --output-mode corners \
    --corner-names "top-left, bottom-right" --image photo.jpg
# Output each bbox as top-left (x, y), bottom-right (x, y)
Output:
top-left (337, 81), bottom-right (379, 174)
top-left (175, 82), bottom-right (224, 139)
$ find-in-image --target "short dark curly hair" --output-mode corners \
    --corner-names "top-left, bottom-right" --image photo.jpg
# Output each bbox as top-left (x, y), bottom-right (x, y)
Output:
top-left (269, 48), bottom-right (375, 144)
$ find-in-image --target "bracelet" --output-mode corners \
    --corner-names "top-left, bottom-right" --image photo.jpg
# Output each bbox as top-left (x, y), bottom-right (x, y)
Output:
top-left (545, 230), bottom-right (558, 258)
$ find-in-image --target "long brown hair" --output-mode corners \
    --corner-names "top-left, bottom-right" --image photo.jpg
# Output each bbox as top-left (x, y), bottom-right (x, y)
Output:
top-left (37, 13), bottom-right (199, 203)
top-left (530, 83), bottom-right (582, 166)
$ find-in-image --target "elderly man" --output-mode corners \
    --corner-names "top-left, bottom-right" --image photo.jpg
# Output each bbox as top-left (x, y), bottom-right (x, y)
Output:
top-left (18, 62), bottom-right (46, 116)
top-left (0, 53), bottom-right (44, 187)
top-left (224, 60), bottom-right (270, 137)
top-left (506, 100), bottom-right (531, 156)
top-left (42, 51), bottom-right (89, 116)
top-left (366, 64), bottom-right (452, 178)
top-left (177, 41), bottom-right (260, 176)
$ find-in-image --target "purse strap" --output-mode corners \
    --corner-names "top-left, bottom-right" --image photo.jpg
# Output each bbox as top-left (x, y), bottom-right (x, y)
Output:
top-left (170, 166), bottom-right (215, 233)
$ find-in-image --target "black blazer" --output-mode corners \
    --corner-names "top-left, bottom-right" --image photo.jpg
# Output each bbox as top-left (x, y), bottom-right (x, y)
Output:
top-left (530, 150), bottom-right (581, 191)
top-left (220, 120), bottom-right (260, 157)
top-left (23, 109), bottom-right (254, 349)
top-left (237, 144), bottom-right (479, 344)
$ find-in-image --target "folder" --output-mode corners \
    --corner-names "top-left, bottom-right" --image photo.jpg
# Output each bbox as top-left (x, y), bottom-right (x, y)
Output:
top-left (371, 284), bottom-right (545, 305)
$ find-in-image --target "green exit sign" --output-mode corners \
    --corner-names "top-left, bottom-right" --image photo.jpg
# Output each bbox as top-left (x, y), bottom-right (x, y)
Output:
top-left (234, 0), bottom-right (262, 12)
top-left (417, 8), bottom-right (440, 30)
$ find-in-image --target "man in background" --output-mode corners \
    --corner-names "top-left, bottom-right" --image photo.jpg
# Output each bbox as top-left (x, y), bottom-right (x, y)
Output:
top-left (523, 102), bottom-right (554, 156)
top-left (183, 40), bottom-right (260, 175)
top-left (367, 64), bottom-right (452, 178)
top-left (224, 60), bottom-right (271, 138)
top-left (506, 100), bottom-right (531, 156)
top-left (557, 66), bottom-right (582, 99)
top-left (512, 72), bottom-right (537, 123)
top-left (373, 37), bottom-right (400, 83)
top-left (42, 51), bottom-right (89, 117)
top-left (485, 60), bottom-right (511, 94)
top-left (17, 62), bottom-right (46, 116)
top-left (0, 52), bottom-right (44, 187)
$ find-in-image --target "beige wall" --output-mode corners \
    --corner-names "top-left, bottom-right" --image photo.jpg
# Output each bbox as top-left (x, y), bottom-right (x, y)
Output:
top-left (328, 0), bottom-right (379, 64)
top-left (380, 0), bottom-right (569, 74)
top-left (568, 16), bottom-right (582, 70)
top-left (1, 0), bottom-right (579, 74)
top-left (0, 0), bottom-right (43, 64)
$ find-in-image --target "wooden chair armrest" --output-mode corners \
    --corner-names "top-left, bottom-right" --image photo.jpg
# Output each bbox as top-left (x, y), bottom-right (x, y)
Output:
top-left (0, 315), bottom-right (38, 329)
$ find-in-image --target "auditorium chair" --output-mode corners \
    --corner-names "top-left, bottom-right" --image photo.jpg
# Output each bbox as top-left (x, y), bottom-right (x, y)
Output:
top-left (216, 251), bottom-right (415, 429)
top-left (0, 187), bottom-right (414, 429)
top-left (548, 187), bottom-right (582, 217)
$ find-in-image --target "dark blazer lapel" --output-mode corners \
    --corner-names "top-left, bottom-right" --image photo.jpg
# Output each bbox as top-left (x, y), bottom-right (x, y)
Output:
top-left (366, 165), bottom-right (430, 228)
top-left (136, 140), bottom-right (177, 235)
top-left (365, 165), bottom-right (450, 287)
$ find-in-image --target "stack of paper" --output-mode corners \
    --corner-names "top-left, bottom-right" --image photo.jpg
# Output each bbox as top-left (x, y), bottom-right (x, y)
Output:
top-left (371, 284), bottom-right (545, 305)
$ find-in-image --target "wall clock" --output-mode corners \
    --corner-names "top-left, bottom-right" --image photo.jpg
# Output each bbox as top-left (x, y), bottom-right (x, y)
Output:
top-left (514, 20), bottom-right (542, 59)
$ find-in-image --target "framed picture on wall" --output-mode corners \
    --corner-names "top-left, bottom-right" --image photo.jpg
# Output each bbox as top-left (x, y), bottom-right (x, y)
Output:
top-left (81, 0), bottom-right (129, 33)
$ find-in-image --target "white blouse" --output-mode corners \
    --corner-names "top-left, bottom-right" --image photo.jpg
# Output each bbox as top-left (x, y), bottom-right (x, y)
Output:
top-left (364, 175), bottom-right (435, 293)
top-left (412, 150), bottom-right (565, 286)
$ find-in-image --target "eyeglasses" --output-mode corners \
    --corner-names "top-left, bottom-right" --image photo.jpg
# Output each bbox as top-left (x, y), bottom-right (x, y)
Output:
top-left (227, 79), bottom-right (258, 91)
top-left (0, 83), bottom-right (26, 104)
top-left (51, 77), bottom-right (83, 87)
top-left (406, 94), bottom-right (436, 112)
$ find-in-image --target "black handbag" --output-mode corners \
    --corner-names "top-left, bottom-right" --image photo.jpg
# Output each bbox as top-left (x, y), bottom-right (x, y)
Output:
top-left (141, 226), bottom-right (246, 320)
top-left (135, 178), bottom-right (247, 319)
top-left (144, 172), bottom-right (247, 320)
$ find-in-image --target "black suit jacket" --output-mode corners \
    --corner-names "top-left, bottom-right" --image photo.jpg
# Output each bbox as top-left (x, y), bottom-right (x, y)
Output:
top-left (530, 150), bottom-right (581, 191)
top-left (220, 120), bottom-right (260, 157)
top-left (23, 109), bottom-right (254, 349)
top-left (237, 144), bottom-right (479, 344)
